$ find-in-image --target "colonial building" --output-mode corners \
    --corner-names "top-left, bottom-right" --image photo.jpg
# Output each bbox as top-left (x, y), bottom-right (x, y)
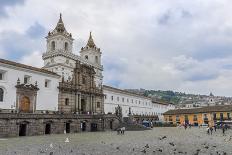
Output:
top-left (103, 85), bottom-right (175, 120)
top-left (0, 14), bottom-right (119, 138)
top-left (163, 105), bottom-right (232, 126)
top-left (0, 59), bottom-right (60, 112)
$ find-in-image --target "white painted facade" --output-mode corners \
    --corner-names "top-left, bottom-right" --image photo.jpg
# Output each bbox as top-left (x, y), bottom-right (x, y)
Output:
top-left (103, 85), bottom-right (175, 120)
top-left (0, 61), bottom-right (60, 111)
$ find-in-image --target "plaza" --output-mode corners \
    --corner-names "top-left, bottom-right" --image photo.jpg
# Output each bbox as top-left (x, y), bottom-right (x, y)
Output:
top-left (0, 127), bottom-right (231, 155)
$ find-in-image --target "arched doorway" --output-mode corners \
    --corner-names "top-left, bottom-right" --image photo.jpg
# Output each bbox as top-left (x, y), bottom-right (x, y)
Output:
top-left (91, 123), bottom-right (98, 132)
top-left (66, 123), bottom-right (71, 133)
top-left (20, 96), bottom-right (30, 112)
top-left (110, 120), bottom-right (113, 130)
top-left (19, 124), bottom-right (27, 136)
top-left (45, 124), bottom-right (51, 134)
top-left (81, 121), bottom-right (86, 131)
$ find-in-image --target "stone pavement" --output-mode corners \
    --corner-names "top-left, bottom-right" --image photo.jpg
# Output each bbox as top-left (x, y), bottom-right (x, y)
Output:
top-left (0, 127), bottom-right (231, 155)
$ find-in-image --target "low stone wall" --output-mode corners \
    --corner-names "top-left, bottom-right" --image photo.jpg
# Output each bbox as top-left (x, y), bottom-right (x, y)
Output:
top-left (0, 113), bottom-right (120, 137)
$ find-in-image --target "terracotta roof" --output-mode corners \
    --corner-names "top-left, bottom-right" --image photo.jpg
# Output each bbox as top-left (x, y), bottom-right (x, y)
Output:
top-left (164, 105), bottom-right (232, 115)
top-left (0, 58), bottom-right (60, 77)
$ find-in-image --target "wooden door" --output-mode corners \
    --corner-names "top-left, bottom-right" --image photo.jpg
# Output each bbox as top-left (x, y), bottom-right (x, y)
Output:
top-left (20, 96), bottom-right (30, 112)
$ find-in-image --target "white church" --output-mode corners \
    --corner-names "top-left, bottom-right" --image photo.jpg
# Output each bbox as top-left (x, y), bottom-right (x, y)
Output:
top-left (0, 14), bottom-right (174, 119)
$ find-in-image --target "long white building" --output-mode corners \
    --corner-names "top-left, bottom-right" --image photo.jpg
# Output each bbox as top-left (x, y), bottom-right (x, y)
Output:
top-left (0, 59), bottom-right (60, 112)
top-left (103, 85), bottom-right (175, 120)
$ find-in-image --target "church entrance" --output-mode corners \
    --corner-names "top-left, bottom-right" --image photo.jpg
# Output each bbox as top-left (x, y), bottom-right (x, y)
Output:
top-left (20, 96), bottom-right (30, 112)
top-left (91, 123), bottom-right (98, 132)
top-left (81, 99), bottom-right (86, 113)
top-left (110, 121), bottom-right (113, 130)
top-left (45, 124), bottom-right (51, 134)
top-left (66, 123), bottom-right (70, 133)
top-left (81, 122), bottom-right (86, 131)
top-left (19, 124), bottom-right (27, 136)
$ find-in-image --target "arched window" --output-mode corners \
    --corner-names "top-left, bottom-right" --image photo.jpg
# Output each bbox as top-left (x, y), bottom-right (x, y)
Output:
top-left (0, 88), bottom-right (4, 102)
top-left (95, 56), bottom-right (98, 63)
top-left (51, 41), bottom-right (55, 50)
top-left (65, 42), bottom-right (68, 51)
top-left (85, 55), bottom-right (88, 60)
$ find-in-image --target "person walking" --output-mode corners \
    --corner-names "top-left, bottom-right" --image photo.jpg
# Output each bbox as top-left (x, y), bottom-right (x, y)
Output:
top-left (207, 126), bottom-right (210, 135)
top-left (222, 124), bottom-right (226, 136)
top-left (214, 125), bottom-right (217, 132)
top-left (184, 124), bottom-right (187, 130)
top-left (210, 126), bottom-right (213, 135)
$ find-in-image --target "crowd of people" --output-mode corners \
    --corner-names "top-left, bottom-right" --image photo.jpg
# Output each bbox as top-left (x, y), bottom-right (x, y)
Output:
top-left (180, 123), bottom-right (228, 136)
top-left (206, 124), bottom-right (227, 136)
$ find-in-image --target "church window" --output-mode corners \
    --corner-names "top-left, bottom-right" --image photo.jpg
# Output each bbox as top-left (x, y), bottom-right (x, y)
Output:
top-left (0, 73), bottom-right (2, 80)
top-left (65, 98), bottom-right (69, 105)
top-left (85, 55), bottom-right (88, 60)
top-left (45, 79), bottom-right (51, 88)
top-left (51, 41), bottom-right (55, 50)
top-left (0, 88), bottom-right (3, 102)
top-left (111, 96), bottom-right (113, 101)
top-left (122, 98), bottom-right (124, 102)
top-left (65, 42), bottom-right (68, 50)
top-left (66, 59), bottom-right (69, 64)
top-left (117, 97), bottom-right (119, 101)
top-left (82, 76), bottom-right (86, 84)
top-left (24, 76), bottom-right (31, 84)
top-left (105, 95), bottom-right (107, 99)
top-left (95, 56), bottom-right (98, 63)
top-left (0, 70), bottom-right (6, 81)
top-left (97, 102), bottom-right (100, 108)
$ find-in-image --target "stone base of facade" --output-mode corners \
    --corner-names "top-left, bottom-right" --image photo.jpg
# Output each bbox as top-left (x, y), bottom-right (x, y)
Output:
top-left (0, 113), bottom-right (120, 137)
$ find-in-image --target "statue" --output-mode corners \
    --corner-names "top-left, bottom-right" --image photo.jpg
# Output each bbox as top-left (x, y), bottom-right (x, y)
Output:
top-left (129, 107), bottom-right (131, 115)
top-left (115, 105), bottom-right (122, 121)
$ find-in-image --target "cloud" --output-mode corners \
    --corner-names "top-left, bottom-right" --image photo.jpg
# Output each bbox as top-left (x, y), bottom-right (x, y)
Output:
top-left (0, 0), bottom-right (25, 17)
top-left (1, 0), bottom-right (232, 96)
top-left (0, 21), bottom-right (46, 60)
top-left (19, 51), bottom-right (43, 67)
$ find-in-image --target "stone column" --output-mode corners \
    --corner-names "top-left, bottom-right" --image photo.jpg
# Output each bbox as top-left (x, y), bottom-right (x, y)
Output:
top-left (79, 94), bottom-right (81, 113)
top-left (92, 95), bottom-right (95, 113)
top-left (90, 95), bottom-right (92, 113)
top-left (16, 93), bottom-right (20, 112)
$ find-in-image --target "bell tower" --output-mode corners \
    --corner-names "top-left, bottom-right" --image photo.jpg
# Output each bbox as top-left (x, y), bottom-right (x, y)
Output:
top-left (46, 13), bottom-right (74, 54)
top-left (42, 14), bottom-right (75, 81)
top-left (80, 32), bottom-right (103, 88)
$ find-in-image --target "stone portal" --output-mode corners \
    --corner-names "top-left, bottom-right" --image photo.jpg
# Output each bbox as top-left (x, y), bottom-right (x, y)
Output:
top-left (15, 79), bottom-right (39, 113)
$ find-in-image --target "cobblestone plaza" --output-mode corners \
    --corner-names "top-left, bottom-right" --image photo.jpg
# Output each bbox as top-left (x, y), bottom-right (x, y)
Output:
top-left (0, 127), bottom-right (231, 155)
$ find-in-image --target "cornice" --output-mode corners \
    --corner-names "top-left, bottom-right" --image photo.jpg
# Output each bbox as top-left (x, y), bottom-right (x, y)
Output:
top-left (42, 51), bottom-right (103, 70)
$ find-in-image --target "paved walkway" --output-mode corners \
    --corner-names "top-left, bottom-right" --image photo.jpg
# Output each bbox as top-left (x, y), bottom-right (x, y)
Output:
top-left (0, 127), bottom-right (231, 155)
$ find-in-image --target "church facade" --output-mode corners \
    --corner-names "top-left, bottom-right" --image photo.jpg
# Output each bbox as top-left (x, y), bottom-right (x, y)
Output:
top-left (0, 15), bottom-right (119, 137)
top-left (42, 14), bottom-right (104, 114)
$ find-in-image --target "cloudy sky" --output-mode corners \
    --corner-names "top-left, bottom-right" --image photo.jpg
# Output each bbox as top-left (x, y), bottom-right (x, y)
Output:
top-left (1, 0), bottom-right (232, 96)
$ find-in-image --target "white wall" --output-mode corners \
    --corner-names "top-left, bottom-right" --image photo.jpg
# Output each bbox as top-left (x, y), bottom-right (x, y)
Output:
top-left (0, 64), bottom-right (60, 111)
top-left (103, 86), bottom-right (175, 120)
